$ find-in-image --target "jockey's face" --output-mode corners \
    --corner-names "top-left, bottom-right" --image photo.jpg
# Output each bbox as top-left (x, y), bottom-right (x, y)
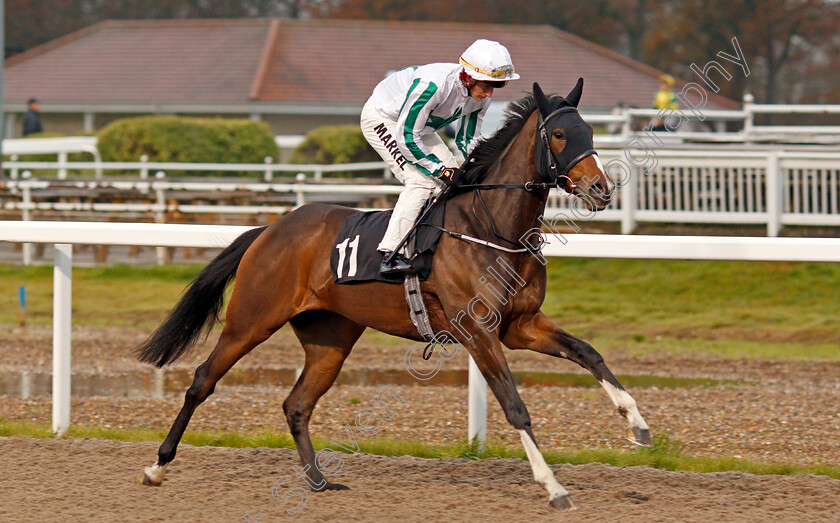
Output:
top-left (469, 81), bottom-right (496, 101)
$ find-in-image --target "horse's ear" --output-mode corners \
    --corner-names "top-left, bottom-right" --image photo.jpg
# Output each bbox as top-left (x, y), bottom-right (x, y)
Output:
top-left (566, 78), bottom-right (584, 108)
top-left (533, 82), bottom-right (553, 117)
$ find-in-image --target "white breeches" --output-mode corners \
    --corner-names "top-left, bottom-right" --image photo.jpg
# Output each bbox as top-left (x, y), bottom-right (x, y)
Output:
top-left (360, 98), bottom-right (457, 254)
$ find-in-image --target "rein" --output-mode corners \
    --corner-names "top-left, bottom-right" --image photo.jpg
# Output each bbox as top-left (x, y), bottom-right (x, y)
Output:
top-left (431, 182), bottom-right (553, 254)
top-left (454, 180), bottom-right (557, 191)
top-left (419, 102), bottom-right (591, 360)
top-left (421, 104), bottom-right (597, 257)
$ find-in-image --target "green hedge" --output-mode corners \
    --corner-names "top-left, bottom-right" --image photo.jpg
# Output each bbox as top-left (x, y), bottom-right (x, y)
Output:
top-left (289, 125), bottom-right (380, 177)
top-left (96, 116), bottom-right (279, 176)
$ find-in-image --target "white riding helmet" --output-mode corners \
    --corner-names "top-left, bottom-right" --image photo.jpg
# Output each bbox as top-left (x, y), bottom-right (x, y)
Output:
top-left (460, 39), bottom-right (520, 82)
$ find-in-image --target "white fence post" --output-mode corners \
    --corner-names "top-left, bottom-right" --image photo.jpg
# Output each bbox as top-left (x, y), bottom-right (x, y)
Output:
top-left (20, 370), bottom-right (31, 398)
top-left (468, 355), bottom-right (487, 443)
top-left (264, 156), bottom-right (273, 182)
top-left (10, 154), bottom-right (19, 179)
top-left (295, 173), bottom-right (307, 207)
top-left (154, 172), bottom-right (167, 265)
top-left (52, 244), bottom-right (72, 436)
top-left (621, 167), bottom-right (638, 235)
top-left (620, 108), bottom-right (632, 140)
top-left (139, 155), bottom-right (149, 180)
top-left (743, 93), bottom-right (755, 142)
top-left (57, 151), bottom-right (68, 180)
top-left (21, 179), bottom-right (33, 266)
top-left (766, 151), bottom-right (782, 237)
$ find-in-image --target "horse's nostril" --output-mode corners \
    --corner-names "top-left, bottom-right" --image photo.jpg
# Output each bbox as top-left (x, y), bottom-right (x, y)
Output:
top-left (590, 183), bottom-right (608, 199)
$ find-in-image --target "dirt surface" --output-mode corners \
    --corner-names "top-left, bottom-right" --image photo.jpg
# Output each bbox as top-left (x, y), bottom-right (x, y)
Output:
top-left (1, 437), bottom-right (838, 522)
top-left (2, 325), bottom-right (840, 520)
top-left (1, 325), bottom-right (840, 467)
top-left (3, 323), bottom-right (840, 382)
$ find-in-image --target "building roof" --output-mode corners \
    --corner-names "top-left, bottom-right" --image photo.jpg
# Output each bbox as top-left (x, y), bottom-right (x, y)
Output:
top-left (5, 18), bottom-right (739, 111)
top-left (5, 19), bottom-right (270, 105)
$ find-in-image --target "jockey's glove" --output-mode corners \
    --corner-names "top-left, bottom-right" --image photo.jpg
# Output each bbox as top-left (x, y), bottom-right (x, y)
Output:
top-left (435, 166), bottom-right (460, 187)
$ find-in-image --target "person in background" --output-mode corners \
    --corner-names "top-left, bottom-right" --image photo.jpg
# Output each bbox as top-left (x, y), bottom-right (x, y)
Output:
top-left (361, 39), bottom-right (520, 275)
top-left (650, 75), bottom-right (678, 132)
top-left (22, 97), bottom-right (43, 136)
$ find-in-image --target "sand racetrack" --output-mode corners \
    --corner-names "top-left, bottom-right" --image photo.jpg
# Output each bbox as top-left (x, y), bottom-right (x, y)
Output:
top-left (2, 437), bottom-right (838, 522)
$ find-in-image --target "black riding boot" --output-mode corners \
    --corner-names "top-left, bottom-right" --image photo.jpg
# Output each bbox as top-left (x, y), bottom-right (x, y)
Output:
top-left (379, 252), bottom-right (413, 275)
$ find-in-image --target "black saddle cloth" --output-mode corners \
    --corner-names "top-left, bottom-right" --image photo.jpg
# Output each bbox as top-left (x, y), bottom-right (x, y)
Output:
top-left (330, 198), bottom-right (446, 284)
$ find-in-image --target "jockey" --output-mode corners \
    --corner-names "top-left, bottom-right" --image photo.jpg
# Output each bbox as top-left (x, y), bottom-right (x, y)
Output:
top-left (360, 39), bottom-right (520, 275)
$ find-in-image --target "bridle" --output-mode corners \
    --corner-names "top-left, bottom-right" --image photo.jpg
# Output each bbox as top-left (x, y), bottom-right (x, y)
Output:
top-left (419, 102), bottom-right (600, 360)
top-left (534, 105), bottom-right (598, 190)
top-left (454, 104), bottom-right (597, 193)
top-left (443, 104), bottom-right (598, 252)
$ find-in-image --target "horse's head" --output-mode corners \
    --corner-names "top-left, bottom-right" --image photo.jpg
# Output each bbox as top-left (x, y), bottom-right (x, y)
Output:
top-left (533, 79), bottom-right (614, 211)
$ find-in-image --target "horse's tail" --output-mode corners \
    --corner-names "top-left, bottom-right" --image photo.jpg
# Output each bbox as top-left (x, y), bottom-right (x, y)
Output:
top-left (135, 226), bottom-right (268, 368)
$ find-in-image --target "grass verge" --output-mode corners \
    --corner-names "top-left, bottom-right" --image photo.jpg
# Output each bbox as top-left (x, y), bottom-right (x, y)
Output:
top-left (2, 420), bottom-right (837, 480)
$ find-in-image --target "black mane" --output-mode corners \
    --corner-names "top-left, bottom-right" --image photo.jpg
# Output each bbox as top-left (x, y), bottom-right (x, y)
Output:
top-left (458, 94), bottom-right (536, 186)
top-left (459, 93), bottom-right (570, 185)
top-left (458, 92), bottom-right (566, 185)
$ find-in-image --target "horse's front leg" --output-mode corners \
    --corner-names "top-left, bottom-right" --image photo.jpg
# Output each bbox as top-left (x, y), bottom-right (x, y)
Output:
top-left (456, 333), bottom-right (576, 511)
top-left (503, 311), bottom-right (652, 447)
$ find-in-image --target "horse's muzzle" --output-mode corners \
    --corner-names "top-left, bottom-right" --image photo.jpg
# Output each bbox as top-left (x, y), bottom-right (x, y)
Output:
top-left (584, 183), bottom-right (613, 211)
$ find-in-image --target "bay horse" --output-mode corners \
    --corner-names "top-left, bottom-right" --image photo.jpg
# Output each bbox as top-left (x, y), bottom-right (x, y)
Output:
top-left (137, 80), bottom-right (652, 511)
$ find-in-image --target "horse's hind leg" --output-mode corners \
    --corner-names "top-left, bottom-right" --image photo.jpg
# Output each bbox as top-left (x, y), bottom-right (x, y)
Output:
top-left (283, 311), bottom-right (365, 491)
top-left (141, 294), bottom-right (289, 485)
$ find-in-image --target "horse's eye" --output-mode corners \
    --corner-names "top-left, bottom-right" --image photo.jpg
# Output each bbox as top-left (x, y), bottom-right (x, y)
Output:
top-left (552, 130), bottom-right (566, 140)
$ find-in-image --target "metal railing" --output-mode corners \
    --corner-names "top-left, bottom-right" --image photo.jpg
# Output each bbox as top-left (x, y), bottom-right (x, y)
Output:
top-left (545, 149), bottom-right (840, 236)
top-left (0, 174), bottom-right (403, 265)
top-left (4, 157), bottom-right (391, 181)
top-left (4, 149), bottom-right (840, 243)
top-left (7, 96), bottom-right (840, 179)
top-left (589, 97), bottom-right (840, 146)
top-left (3, 136), bottom-right (103, 179)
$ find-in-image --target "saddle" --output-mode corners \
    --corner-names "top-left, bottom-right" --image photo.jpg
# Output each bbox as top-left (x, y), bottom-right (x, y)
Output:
top-left (330, 197), bottom-right (446, 284)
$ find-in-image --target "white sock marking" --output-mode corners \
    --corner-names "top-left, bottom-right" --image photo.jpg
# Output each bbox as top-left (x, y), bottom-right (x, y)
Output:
top-left (518, 429), bottom-right (569, 501)
top-left (600, 381), bottom-right (648, 430)
top-left (144, 462), bottom-right (168, 483)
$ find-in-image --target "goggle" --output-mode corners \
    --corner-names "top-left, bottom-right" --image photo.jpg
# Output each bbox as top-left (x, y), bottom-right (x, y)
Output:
top-left (460, 58), bottom-right (516, 79)
top-left (477, 80), bottom-right (508, 89)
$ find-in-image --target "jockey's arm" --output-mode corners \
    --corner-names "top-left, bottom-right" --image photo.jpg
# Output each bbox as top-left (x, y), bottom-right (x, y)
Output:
top-left (394, 80), bottom-right (448, 177)
top-left (456, 100), bottom-right (490, 158)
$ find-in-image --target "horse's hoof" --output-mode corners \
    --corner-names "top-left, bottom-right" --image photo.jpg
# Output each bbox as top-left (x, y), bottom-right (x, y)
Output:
top-left (140, 464), bottom-right (166, 486)
top-left (140, 470), bottom-right (162, 486)
top-left (626, 427), bottom-right (653, 448)
top-left (549, 494), bottom-right (577, 511)
top-left (314, 481), bottom-right (350, 492)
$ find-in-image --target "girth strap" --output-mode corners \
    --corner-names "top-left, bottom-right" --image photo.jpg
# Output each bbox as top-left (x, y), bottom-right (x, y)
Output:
top-left (404, 273), bottom-right (435, 358)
